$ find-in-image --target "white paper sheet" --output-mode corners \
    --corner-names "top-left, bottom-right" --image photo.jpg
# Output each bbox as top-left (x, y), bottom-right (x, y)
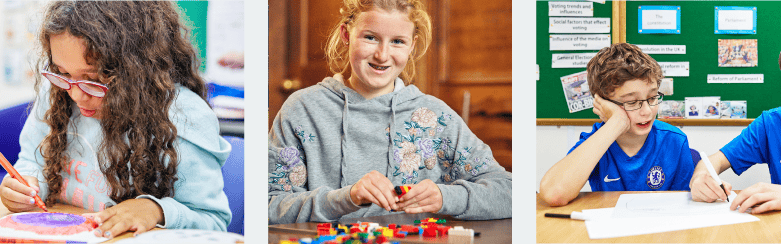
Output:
top-left (113, 229), bottom-right (244, 244)
top-left (583, 192), bottom-right (759, 239)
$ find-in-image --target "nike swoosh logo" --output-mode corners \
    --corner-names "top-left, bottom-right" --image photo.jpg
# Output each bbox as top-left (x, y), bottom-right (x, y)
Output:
top-left (604, 175), bottom-right (620, 182)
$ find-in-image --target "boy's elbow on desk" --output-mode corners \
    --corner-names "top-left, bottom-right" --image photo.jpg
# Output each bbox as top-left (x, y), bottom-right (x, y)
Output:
top-left (539, 187), bottom-right (574, 207)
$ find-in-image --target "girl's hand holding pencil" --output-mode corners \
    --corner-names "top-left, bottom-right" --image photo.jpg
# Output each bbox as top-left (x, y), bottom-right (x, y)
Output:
top-left (83, 198), bottom-right (163, 239)
top-left (0, 175), bottom-right (42, 212)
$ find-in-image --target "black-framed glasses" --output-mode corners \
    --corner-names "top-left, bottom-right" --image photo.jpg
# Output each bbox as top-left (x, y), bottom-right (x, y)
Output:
top-left (606, 92), bottom-right (664, 111)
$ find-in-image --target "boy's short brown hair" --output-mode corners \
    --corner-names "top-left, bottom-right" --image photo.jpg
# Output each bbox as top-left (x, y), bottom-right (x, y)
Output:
top-left (586, 43), bottom-right (663, 98)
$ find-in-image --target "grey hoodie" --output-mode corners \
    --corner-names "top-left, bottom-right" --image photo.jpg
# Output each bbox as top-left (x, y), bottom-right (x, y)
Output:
top-left (268, 77), bottom-right (512, 224)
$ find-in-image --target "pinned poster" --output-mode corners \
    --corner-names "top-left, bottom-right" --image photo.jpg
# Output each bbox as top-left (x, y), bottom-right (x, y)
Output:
top-left (635, 45), bottom-right (686, 54)
top-left (549, 2), bottom-right (593, 17)
top-left (560, 71), bottom-right (594, 113)
top-left (552, 53), bottom-right (598, 68)
top-left (549, 18), bottom-right (610, 33)
top-left (549, 34), bottom-right (611, 51)
top-left (718, 39), bottom-right (757, 67)
top-left (715, 6), bottom-right (756, 34)
top-left (638, 6), bottom-right (681, 34)
top-left (658, 62), bottom-right (689, 77)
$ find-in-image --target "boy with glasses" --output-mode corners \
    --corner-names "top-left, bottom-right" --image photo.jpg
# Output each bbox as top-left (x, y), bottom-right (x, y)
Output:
top-left (540, 43), bottom-right (695, 206)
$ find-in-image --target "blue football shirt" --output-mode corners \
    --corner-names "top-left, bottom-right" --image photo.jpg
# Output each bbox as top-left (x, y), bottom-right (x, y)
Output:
top-left (568, 120), bottom-right (695, 191)
top-left (721, 107), bottom-right (781, 184)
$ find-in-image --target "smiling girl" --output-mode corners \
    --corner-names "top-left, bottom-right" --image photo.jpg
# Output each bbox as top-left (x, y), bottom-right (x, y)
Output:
top-left (268, 0), bottom-right (512, 224)
top-left (0, 1), bottom-right (231, 238)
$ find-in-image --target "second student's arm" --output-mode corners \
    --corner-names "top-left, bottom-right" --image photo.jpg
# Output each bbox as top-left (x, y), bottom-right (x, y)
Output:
top-left (539, 95), bottom-right (629, 206)
top-left (690, 152), bottom-right (733, 202)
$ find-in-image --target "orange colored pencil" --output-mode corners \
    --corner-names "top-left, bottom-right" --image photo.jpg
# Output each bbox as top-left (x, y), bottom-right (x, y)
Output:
top-left (0, 152), bottom-right (47, 212)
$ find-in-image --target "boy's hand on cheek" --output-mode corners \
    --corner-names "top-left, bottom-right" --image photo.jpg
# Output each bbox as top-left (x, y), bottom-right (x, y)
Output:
top-left (85, 198), bottom-right (163, 239)
top-left (396, 179), bottom-right (442, 214)
top-left (593, 94), bottom-right (630, 132)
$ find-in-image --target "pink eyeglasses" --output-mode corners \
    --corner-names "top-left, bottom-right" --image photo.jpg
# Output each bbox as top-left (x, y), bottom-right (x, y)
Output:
top-left (41, 70), bottom-right (109, 98)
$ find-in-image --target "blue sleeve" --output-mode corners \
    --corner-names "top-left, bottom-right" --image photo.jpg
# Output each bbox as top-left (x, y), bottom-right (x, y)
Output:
top-left (721, 112), bottom-right (768, 175)
top-left (137, 137), bottom-right (232, 231)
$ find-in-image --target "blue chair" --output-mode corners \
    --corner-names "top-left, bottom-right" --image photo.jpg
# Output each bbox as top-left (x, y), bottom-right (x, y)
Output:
top-left (222, 136), bottom-right (243, 235)
top-left (690, 148), bottom-right (702, 165)
top-left (0, 102), bottom-right (31, 179)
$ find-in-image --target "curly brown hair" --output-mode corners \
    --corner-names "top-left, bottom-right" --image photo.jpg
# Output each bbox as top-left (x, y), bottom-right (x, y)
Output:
top-left (33, 1), bottom-right (207, 205)
top-left (586, 43), bottom-right (663, 99)
top-left (324, 0), bottom-right (432, 85)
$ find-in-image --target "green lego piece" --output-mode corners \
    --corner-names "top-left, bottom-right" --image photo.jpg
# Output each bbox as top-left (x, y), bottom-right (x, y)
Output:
top-left (436, 219), bottom-right (446, 224)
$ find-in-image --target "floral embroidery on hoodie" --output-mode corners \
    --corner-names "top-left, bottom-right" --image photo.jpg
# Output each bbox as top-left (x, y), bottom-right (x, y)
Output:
top-left (391, 108), bottom-right (457, 184)
top-left (270, 146), bottom-right (308, 191)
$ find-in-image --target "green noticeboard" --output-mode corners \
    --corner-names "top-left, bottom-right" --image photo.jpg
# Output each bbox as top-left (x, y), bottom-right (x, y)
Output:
top-left (537, 1), bottom-right (781, 119)
top-left (176, 1), bottom-right (208, 73)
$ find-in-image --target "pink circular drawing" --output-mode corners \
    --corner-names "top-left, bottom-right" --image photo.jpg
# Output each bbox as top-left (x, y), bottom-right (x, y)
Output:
top-left (0, 212), bottom-right (97, 235)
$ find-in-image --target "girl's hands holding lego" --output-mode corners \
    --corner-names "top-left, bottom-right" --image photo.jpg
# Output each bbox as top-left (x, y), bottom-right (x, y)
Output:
top-left (350, 170), bottom-right (398, 211)
top-left (690, 170), bottom-right (733, 202)
top-left (86, 198), bottom-right (163, 239)
top-left (592, 94), bottom-right (630, 132)
top-left (730, 182), bottom-right (781, 214)
top-left (396, 179), bottom-right (442, 214)
top-left (0, 175), bottom-right (41, 212)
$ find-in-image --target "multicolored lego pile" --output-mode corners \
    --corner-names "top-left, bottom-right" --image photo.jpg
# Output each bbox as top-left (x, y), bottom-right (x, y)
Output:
top-left (278, 218), bottom-right (476, 244)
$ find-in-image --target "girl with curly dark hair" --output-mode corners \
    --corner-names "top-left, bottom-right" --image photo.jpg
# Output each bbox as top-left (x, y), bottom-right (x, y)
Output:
top-left (0, 1), bottom-right (232, 238)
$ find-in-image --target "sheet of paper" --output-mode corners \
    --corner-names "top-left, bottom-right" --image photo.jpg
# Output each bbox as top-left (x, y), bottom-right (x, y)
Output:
top-left (113, 229), bottom-right (244, 244)
top-left (613, 191), bottom-right (734, 218)
top-left (583, 192), bottom-right (759, 239)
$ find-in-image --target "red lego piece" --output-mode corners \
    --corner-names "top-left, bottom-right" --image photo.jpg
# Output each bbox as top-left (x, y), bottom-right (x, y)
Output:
top-left (395, 232), bottom-right (407, 238)
top-left (377, 235), bottom-right (388, 243)
top-left (423, 226), bottom-right (438, 237)
top-left (400, 225), bottom-right (419, 234)
top-left (437, 226), bottom-right (451, 236)
top-left (317, 228), bottom-right (331, 236)
top-left (317, 223), bottom-right (331, 228)
top-left (388, 223), bottom-right (397, 230)
top-left (350, 227), bottom-right (361, 234)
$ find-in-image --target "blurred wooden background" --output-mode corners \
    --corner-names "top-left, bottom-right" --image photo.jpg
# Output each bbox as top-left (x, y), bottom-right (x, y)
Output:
top-left (269, 0), bottom-right (512, 171)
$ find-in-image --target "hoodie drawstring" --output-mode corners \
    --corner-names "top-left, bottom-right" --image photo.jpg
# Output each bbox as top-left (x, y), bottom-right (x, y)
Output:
top-left (387, 94), bottom-right (398, 178)
top-left (340, 90), bottom-right (350, 187)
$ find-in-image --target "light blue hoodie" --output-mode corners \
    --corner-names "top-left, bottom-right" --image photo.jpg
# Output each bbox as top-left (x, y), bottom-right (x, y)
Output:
top-left (11, 83), bottom-right (232, 230)
top-left (269, 77), bottom-right (512, 224)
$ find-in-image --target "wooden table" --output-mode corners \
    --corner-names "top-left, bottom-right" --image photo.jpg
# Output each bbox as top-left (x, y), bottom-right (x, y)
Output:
top-left (269, 213), bottom-right (511, 243)
top-left (0, 203), bottom-right (143, 243)
top-left (537, 191), bottom-right (781, 243)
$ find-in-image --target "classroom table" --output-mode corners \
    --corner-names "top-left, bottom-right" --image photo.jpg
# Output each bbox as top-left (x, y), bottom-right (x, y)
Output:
top-left (537, 191), bottom-right (781, 243)
top-left (269, 213), bottom-right (511, 243)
